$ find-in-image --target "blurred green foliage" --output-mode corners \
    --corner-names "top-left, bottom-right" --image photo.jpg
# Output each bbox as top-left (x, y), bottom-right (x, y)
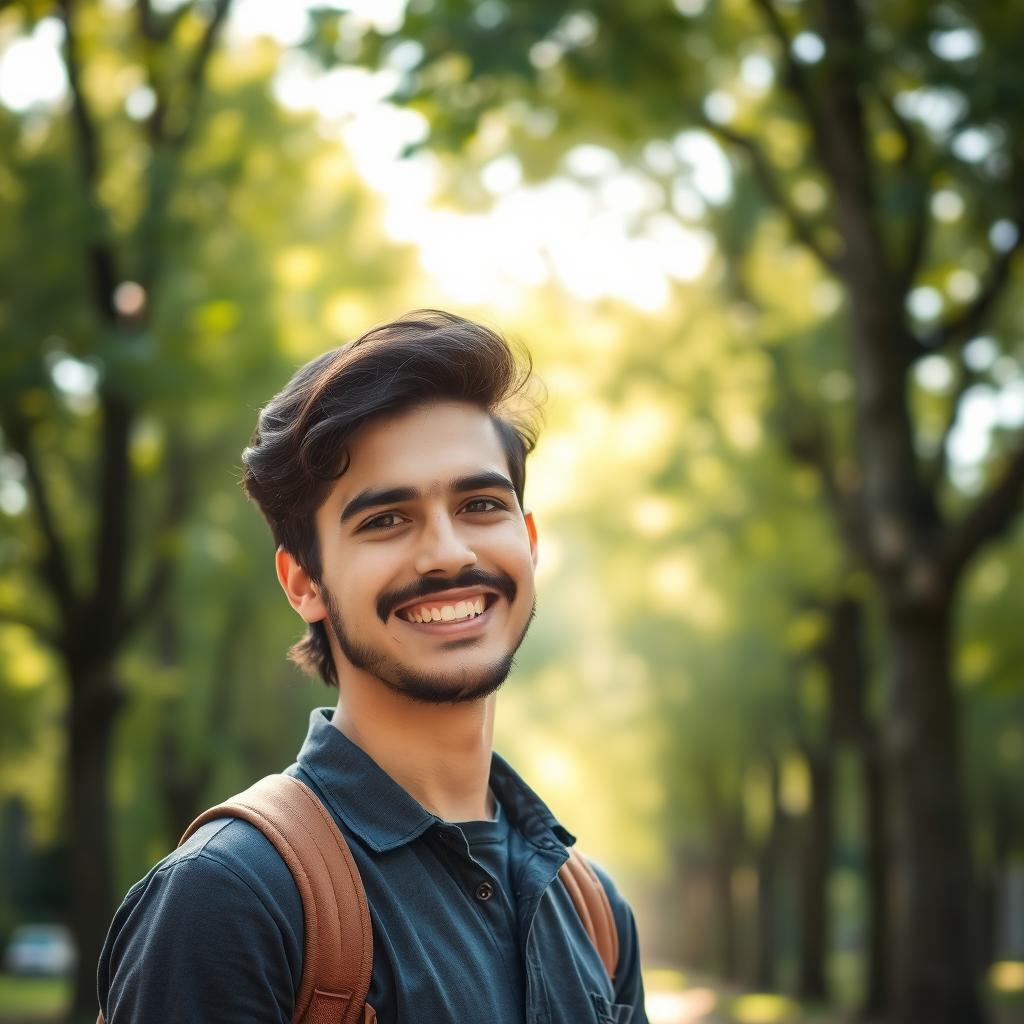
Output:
top-left (1, 1), bottom-right (1023, 1022)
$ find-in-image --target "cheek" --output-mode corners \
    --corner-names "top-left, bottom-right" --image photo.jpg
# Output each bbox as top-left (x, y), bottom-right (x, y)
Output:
top-left (319, 557), bottom-right (386, 618)
top-left (496, 534), bottom-right (536, 593)
top-left (493, 515), bottom-right (533, 552)
top-left (339, 538), bottom-right (406, 579)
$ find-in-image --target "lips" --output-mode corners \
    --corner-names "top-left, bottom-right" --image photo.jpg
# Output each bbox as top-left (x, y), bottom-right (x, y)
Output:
top-left (391, 587), bottom-right (500, 622)
top-left (378, 568), bottom-right (517, 626)
top-left (396, 595), bottom-right (500, 635)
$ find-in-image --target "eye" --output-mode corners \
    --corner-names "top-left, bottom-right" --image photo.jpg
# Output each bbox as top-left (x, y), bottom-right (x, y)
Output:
top-left (360, 512), bottom-right (406, 532)
top-left (462, 497), bottom-right (505, 514)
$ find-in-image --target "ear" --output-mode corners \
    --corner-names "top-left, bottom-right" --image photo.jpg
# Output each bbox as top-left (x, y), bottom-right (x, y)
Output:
top-left (524, 510), bottom-right (538, 569)
top-left (275, 547), bottom-right (328, 623)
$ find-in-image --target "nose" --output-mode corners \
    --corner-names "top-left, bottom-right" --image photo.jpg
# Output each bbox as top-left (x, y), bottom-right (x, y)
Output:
top-left (413, 512), bottom-right (478, 577)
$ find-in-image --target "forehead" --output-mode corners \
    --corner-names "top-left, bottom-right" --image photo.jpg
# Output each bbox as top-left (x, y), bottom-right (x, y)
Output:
top-left (339, 401), bottom-right (510, 495)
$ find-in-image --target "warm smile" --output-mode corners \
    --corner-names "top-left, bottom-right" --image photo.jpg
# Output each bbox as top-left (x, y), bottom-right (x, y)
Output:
top-left (392, 590), bottom-right (501, 633)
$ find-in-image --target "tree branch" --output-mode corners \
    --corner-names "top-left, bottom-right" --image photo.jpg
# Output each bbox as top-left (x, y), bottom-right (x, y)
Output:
top-left (751, 0), bottom-right (830, 164)
top-left (752, 0), bottom-right (813, 110)
top-left (139, 0), bottom-right (193, 43)
top-left (751, 0), bottom-right (894, 292)
top-left (135, 0), bottom-right (233, 291)
top-left (57, 0), bottom-right (118, 323)
top-left (57, 0), bottom-right (99, 183)
top-left (876, 87), bottom-right (916, 172)
top-left (942, 436), bottom-right (1024, 581)
top-left (2, 419), bottom-right (79, 627)
top-left (91, 396), bottom-right (132, 642)
top-left (873, 86), bottom-right (931, 296)
top-left (96, 1), bottom-right (229, 636)
top-left (786, 419), bottom-right (868, 560)
top-left (930, 362), bottom-right (979, 490)
top-left (169, 0), bottom-right (233, 149)
top-left (705, 120), bottom-right (841, 274)
top-left (920, 214), bottom-right (1024, 353)
top-left (118, 439), bottom-right (191, 642)
top-left (118, 555), bottom-right (175, 642)
top-left (137, 0), bottom-right (171, 146)
top-left (763, 348), bottom-right (871, 563)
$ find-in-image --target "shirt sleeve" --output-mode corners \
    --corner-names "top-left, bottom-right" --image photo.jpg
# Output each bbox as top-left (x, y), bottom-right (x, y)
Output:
top-left (97, 819), bottom-right (303, 1024)
top-left (590, 861), bottom-right (650, 1024)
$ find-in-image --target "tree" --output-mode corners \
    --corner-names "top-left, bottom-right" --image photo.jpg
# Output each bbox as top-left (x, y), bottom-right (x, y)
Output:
top-left (0, 3), bottom-right (410, 1015)
top-left (330, 1), bottom-right (1024, 1017)
top-left (1, 3), bottom-right (233, 1012)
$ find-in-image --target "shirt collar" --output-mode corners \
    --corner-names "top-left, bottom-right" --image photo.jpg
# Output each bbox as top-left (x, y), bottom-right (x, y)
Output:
top-left (293, 708), bottom-right (575, 854)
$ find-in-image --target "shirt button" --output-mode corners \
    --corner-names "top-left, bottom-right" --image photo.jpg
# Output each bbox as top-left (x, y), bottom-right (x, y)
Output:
top-left (474, 881), bottom-right (494, 902)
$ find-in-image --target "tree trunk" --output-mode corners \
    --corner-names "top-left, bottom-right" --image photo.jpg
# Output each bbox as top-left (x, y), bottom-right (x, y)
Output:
top-left (703, 767), bottom-right (741, 980)
top-left (885, 600), bottom-right (985, 1024)
top-left (804, 7), bottom-right (989, 1014)
top-left (754, 760), bottom-right (783, 990)
top-left (68, 666), bottom-right (124, 1022)
top-left (155, 608), bottom-right (204, 842)
top-left (797, 749), bottom-right (832, 1001)
top-left (819, 596), bottom-right (889, 1017)
top-left (711, 832), bottom-right (738, 981)
top-left (156, 594), bottom-right (242, 841)
top-left (861, 733), bottom-right (890, 1020)
top-left (676, 847), bottom-right (715, 970)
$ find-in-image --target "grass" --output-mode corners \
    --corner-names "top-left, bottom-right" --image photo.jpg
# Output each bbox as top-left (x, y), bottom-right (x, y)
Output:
top-left (0, 975), bottom-right (70, 1023)
top-left (1, 963), bottom-right (1020, 1024)
top-left (641, 961), bottom-right (1024, 1024)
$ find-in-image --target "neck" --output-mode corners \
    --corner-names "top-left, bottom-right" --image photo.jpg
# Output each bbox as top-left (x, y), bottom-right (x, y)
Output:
top-left (332, 672), bottom-right (496, 823)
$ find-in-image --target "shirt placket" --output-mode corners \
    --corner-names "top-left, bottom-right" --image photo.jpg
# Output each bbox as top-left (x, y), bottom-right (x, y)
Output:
top-left (435, 825), bottom-right (524, 1004)
top-left (515, 842), bottom-right (569, 1024)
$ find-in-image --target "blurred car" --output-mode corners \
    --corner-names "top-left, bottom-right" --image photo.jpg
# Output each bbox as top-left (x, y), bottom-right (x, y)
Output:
top-left (3, 924), bottom-right (76, 975)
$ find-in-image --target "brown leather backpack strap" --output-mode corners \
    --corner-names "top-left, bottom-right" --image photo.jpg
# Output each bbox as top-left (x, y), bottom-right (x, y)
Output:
top-left (558, 847), bottom-right (619, 982)
top-left (181, 775), bottom-right (373, 1024)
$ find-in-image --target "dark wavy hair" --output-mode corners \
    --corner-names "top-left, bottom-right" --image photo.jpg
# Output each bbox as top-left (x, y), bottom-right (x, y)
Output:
top-left (242, 309), bottom-right (542, 686)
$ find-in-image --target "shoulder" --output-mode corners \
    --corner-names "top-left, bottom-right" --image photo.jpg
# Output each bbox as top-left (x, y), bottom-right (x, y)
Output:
top-left (137, 816), bottom-right (302, 919)
top-left (99, 818), bottom-right (304, 1021)
top-left (106, 815), bottom-right (304, 945)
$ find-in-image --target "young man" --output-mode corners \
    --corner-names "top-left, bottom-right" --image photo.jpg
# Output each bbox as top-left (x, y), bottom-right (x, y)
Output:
top-left (97, 310), bottom-right (648, 1023)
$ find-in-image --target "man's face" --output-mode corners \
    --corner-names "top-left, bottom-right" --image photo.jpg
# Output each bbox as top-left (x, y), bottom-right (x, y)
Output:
top-left (311, 400), bottom-right (538, 703)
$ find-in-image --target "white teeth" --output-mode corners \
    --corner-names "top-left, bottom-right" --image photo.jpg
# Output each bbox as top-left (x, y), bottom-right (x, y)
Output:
top-left (405, 596), bottom-right (490, 623)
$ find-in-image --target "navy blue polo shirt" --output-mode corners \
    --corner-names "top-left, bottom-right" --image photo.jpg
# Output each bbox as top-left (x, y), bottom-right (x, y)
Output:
top-left (97, 708), bottom-right (647, 1023)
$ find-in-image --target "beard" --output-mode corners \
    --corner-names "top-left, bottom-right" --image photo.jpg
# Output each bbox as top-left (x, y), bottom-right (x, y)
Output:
top-left (321, 584), bottom-right (535, 705)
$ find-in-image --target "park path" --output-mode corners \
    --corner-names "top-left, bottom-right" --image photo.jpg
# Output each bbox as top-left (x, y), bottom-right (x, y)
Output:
top-left (647, 984), bottom-right (726, 1023)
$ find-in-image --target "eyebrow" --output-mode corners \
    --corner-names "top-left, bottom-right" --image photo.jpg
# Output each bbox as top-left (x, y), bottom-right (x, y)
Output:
top-left (339, 471), bottom-right (517, 524)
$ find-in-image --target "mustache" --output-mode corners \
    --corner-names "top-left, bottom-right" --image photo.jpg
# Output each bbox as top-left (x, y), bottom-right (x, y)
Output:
top-left (378, 567), bottom-right (517, 622)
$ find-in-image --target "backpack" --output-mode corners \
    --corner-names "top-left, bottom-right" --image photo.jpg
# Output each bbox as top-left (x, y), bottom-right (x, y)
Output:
top-left (99, 774), bottom-right (619, 1024)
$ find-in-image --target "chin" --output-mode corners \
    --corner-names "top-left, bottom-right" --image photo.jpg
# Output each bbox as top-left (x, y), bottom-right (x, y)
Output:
top-left (382, 654), bottom-right (517, 705)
